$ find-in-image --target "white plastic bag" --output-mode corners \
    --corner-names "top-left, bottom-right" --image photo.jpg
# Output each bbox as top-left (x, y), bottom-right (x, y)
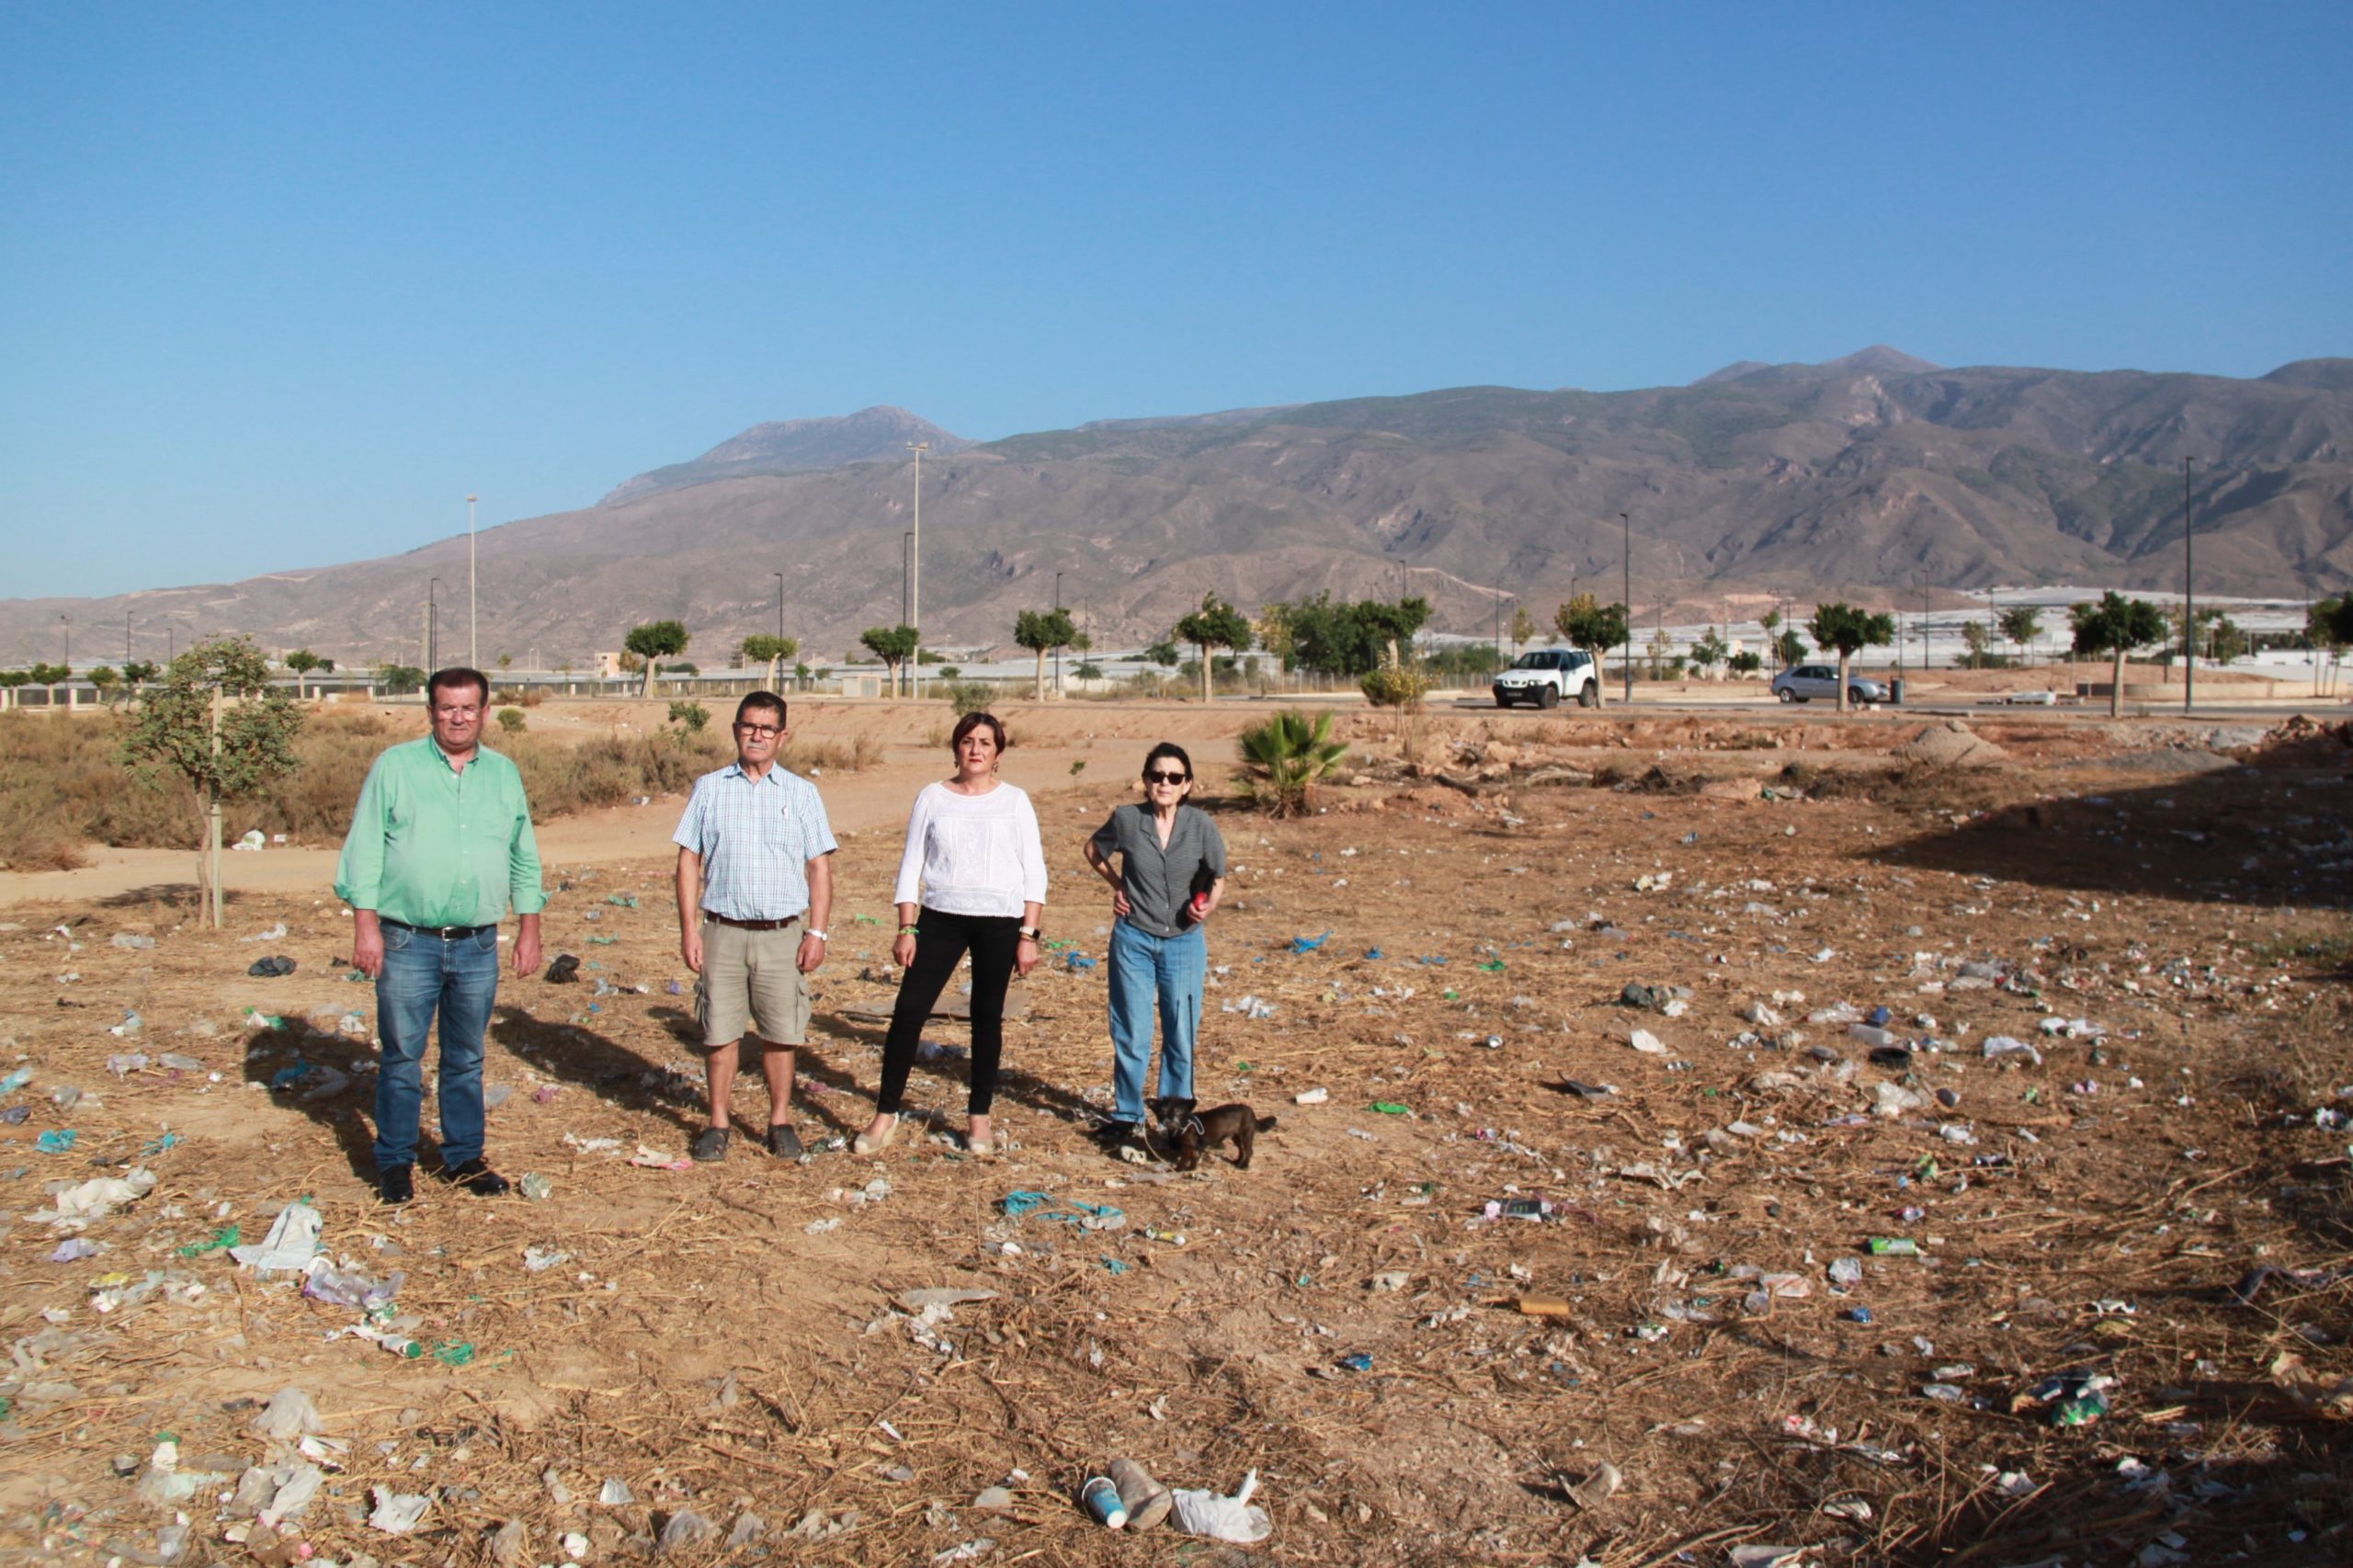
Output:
top-left (1168, 1470), bottom-right (1271, 1544)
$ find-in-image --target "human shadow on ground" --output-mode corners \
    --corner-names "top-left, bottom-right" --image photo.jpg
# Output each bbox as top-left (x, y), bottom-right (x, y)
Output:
top-left (490, 997), bottom-right (873, 1142)
top-left (816, 1006), bottom-right (1107, 1134)
top-left (238, 1016), bottom-right (400, 1187)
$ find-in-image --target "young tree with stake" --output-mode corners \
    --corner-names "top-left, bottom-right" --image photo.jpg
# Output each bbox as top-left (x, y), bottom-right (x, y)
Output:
top-left (120, 638), bottom-right (304, 929)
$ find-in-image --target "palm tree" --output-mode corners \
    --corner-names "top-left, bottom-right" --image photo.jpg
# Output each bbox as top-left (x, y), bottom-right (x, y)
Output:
top-left (1236, 710), bottom-right (1348, 818)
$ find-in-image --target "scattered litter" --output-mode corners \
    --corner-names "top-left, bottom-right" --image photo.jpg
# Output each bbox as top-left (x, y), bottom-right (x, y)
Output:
top-left (1168, 1470), bottom-right (1271, 1544)
top-left (247, 956), bottom-right (297, 978)
top-left (230, 1202), bottom-right (323, 1274)
top-left (1563, 1460), bottom-right (1621, 1510)
top-left (368, 1487), bottom-right (430, 1534)
top-left (1293, 1086), bottom-right (1329, 1105)
top-left (45, 1167), bottom-right (158, 1225)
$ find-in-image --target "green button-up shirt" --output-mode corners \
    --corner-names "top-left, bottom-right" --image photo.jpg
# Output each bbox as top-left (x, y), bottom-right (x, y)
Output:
top-left (335, 737), bottom-right (547, 928)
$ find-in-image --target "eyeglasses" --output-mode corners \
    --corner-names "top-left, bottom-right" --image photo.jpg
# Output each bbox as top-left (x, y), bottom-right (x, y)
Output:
top-left (736, 723), bottom-right (782, 739)
top-left (1146, 770), bottom-right (1189, 785)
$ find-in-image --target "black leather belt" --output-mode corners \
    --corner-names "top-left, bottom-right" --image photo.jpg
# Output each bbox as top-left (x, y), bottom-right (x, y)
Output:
top-left (383, 919), bottom-right (494, 939)
top-left (704, 912), bottom-right (800, 931)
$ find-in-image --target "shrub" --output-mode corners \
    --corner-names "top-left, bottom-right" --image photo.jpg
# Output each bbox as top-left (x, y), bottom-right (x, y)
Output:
top-left (497, 708), bottom-right (526, 733)
top-left (666, 701), bottom-right (710, 733)
top-left (1236, 709), bottom-right (1348, 819)
top-left (939, 679), bottom-right (994, 712)
top-left (1359, 665), bottom-right (1430, 709)
top-left (0, 709), bottom-right (744, 864)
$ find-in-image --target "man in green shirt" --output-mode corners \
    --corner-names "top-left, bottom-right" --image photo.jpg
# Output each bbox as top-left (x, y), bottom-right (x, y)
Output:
top-left (336, 666), bottom-right (545, 1204)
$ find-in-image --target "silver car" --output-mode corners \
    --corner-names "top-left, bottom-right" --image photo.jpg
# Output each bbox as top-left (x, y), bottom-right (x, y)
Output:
top-left (1769, 664), bottom-right (1888, 705)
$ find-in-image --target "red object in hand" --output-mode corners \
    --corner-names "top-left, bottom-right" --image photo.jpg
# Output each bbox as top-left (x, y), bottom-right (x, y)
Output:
top-left (1184, 892), bottom-right (1211, 924)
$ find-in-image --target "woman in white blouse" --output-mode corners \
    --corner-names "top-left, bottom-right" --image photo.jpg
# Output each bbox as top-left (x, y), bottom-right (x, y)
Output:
top-left (856, 712), bottom-right (1047, 1157)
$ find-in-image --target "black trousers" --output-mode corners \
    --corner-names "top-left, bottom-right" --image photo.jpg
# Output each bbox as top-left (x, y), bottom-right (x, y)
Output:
top-left (877, 907), bottom-right (1019, 1116)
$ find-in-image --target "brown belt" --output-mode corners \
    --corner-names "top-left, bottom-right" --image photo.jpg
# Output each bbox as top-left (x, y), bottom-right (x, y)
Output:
top-left (703, 912), bottom-right (801, 932)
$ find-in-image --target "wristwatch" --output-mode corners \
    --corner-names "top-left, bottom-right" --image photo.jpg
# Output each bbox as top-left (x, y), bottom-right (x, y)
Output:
top-left (806, 930), bottom-right (827, 942)
top-left (1017, 926), bottom-right (1041, 941)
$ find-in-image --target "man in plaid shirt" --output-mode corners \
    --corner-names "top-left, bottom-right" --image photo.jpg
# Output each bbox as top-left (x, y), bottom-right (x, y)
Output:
top-left (673, 690), bottom-right (837, 1162)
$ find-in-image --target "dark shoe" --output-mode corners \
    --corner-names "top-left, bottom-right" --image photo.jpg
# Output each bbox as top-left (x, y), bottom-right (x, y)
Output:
top-left (438, 1157), bottom-right (511, 1197)
top-left (692, 1126), bottom-right (732, 1163)
top-left (764, 1123), bottom-right (804, 1160)
top-left (1097, 1119), bottom-right (1145, 1151)
top-left (378, 1165), bottom-right (415, 1205)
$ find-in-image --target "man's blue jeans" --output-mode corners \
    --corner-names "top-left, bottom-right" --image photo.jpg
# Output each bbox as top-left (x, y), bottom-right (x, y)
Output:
top-left (1108, 918), bottom-right (1205, 1125)
top-left (373, 922), bottom-right (501, 1172)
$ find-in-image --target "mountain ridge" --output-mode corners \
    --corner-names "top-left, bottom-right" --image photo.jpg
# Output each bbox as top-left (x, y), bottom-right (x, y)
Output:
top-left (4, 351), bottom-right (2347, 669)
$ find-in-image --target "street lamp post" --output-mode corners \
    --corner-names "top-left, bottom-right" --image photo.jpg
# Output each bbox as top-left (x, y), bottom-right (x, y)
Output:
top-left (1620, 512), bottom-right (1632, 702)
top-left (428, 579), bottom-right (441, 674)
top-left (466, 494), bottom-right (479, 669)
top-left (906, 442), bottom-right (927, 701)
top-left (2183, 458), bottom-right (2196, 713)
top-left (902, 533), bottom-right (913, 625)
top-left (773, 572), bottom-right (786, 689)
top-left (1054, 571), bottom-right (1064, 695)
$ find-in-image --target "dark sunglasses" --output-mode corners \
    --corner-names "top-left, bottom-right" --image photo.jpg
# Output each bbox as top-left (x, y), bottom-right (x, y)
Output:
top-left (1146, 770), bottom-right (1189, 784)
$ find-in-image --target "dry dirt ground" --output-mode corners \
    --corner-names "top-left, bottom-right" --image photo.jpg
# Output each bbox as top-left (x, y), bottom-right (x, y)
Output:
top-left (2, 702), bottom-right (2350, 1568)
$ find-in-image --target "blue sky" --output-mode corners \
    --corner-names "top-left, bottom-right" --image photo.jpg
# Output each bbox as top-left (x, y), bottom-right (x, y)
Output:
top-left (2, 2), bottom-right (2346, 598)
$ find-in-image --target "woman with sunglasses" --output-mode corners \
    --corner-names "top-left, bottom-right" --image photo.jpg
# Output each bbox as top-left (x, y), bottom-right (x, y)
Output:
top-left (857, 711), bottom-right (1046, 1159)
top-left (1081, 741), bottom-right (1227, 1152)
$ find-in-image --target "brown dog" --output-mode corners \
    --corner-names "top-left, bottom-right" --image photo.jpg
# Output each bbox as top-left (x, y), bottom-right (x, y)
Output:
top-left (1155, 1097), bottom-right (1276, 1171)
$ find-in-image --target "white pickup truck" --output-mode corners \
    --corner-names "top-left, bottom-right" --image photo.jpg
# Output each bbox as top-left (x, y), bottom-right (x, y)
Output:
top-left (1492, 646), bottom-right (1598, 708)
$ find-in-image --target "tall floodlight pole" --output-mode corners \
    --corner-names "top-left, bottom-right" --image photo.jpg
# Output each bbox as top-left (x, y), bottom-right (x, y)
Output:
top-left (906, 442), bottom-right (927, 701)
top-left (902, 534), bottom-right (913, 624)
top-left (466, 494), bottom-right (479, 669)
top-left (1494, 587), bottom-right (1503, 674)
top-left (1620, 512), bottom-right (1632, 701)
top-left (2182, 457), bottom-right (2195, 713)
top-left (773, 572), bottom-right (786, 689)
top-left (125, 610), bottom-right (132, 665)
top-left (428, 579), bottom-right (441, 673)
top-left (1054, 570), bottom-right (1064, 695)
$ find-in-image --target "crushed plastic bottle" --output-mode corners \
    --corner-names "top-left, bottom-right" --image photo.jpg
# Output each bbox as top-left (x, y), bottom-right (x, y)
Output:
top-left (302, 1261), bottom-right (403, 1312)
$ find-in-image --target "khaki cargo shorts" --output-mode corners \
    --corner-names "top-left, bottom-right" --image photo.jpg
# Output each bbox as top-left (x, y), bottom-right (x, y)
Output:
top-left (695, 916), bottom-right (813, 1047)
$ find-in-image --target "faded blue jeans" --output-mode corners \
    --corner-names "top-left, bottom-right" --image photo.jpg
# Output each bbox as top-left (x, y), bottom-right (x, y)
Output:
top-left (372, 921), bottom-right (501, 1172)
top-left (1108, 918), bottom-right (1205, 1125)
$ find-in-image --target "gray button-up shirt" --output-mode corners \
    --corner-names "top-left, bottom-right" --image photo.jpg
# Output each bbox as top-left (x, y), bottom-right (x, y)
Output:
top-left (1088, 802), bottom-right (1227, 938)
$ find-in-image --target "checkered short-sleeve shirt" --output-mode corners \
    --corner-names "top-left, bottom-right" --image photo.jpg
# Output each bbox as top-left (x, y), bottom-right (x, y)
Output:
top-left (671, 763), bottom-right (837, 921)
